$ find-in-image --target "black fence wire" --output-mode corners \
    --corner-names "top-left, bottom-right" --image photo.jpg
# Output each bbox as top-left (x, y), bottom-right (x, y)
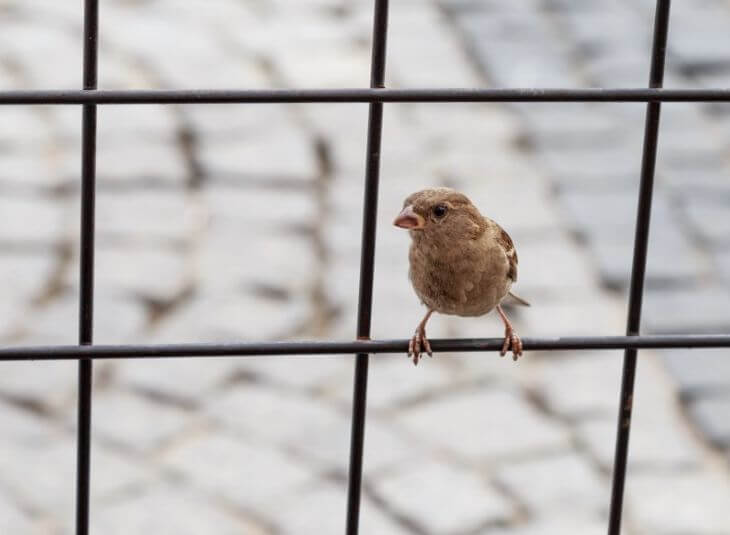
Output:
top-left (1, 0), bottom-right (729, 534)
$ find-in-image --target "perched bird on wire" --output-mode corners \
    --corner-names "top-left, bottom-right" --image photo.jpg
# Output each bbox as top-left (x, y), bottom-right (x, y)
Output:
top-left (394, 187), bottom-right (529, 365)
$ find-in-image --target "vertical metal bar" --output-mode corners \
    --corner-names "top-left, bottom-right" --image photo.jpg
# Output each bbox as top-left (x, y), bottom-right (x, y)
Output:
top-left (345, 1), bottom-right (389, 534)
top-left (607, 1), bottom-right (671, 534)
top-left (76, 0), bottom-right (99, 533)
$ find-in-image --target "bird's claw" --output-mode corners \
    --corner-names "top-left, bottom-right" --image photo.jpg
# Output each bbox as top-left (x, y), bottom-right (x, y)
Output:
top-left (408, 327), bottom-right (432, 365)
top-left (500, 327), bottom-right (523, 361)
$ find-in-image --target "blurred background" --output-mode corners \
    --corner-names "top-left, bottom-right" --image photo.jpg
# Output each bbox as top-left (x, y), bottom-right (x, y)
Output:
top-left (1, 0), bottom-right (730, 533)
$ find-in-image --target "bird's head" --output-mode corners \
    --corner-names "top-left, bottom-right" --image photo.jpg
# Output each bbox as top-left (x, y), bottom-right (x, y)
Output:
top-left (394, 187), bottom-right (485, 240)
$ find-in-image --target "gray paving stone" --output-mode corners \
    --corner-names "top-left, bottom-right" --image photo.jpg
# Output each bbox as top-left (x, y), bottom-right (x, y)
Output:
top-left (537, 143), bottom-right (643, 190)
top-left (398, 388), bottom-right (570, 461)
top-left (683, 197), bottom-right (730, 246)
top-left (259, 480), bottom-right (409, 535)
top-left (330, 356), bottom-right (458, 411)
top-left (0, 108), bottom-right (54, 149)
top-left (162, 433), bottom-right (314, 510)
top-left (388, 5), bottom-right (481, 88)
top-left (198, 129), bottom-right (317, 180)
top-left (524, 105), bottom-right (629, 148)
top-left (0, 196), bottom-right (65, 245)
top-left (0, 491), bottom-right (34, 534)
top-left (186, 106), bottom-right (295, 140)
top-left (206, 383), bottom-right (414, 473)
top-left (89, 390), bottom-right (193, 452)
top-left (0, 361), bottom-right (77, 413)
top-left (90, 484), bottom-right (265, 535)
top-left (0, 402), bottom-right (61, 444)
top-left (147, 293), bottom-right (310, 343)
top-left (589, 228), bottom-right (705, 290)
top-left (0, 151), bottom-right (63, 190)
top-left (0, 253), bottom-right (56, 305)
top-left (556, 189), bottom-right (674, 240)
top-left (529, 352), bottom-right (624, 418)
top-left (454, 11), bottom-right (579, 87)
top-left (205, 384), bottom-right (345, 445)
top-left (116, 358), bottom-right (239, 404)
top-left (0, 437), bottom-right (149, 517)
top-left (495, 453), bottom-right (606, 517)
top-left (642, 286), bottom-right (730, 334)
top-left (69, 191), bottom-right (200, 245)
top-left (487, 517), bottom-right (606, 535)
top-left (374, 458), bottom-right (515, 533)
top-left (660, 164), bottom-right (730, 196)
top-left (238, 356), bottom-right (349, 391)
top-left (91, 141), bottom-right (188, 187)
top-left (576, 413), bottom-right (701, 471)
top-left (556, 6), bottom-right (645, 57)
top-left (662, 348), bottom-right (730, 397)
top-left (95, 248), bottom-right (187, 301)
top-left (201, 187), bottom-right (315, 230)
top-left (657, 107), bottom-right (729, 167)
top-left (21, 293), bottom-right (146, 345)
top-left (669, 6), bottom-right (730, 71)
top-left (513, 235), bottom-right (600, 295)
top-left (686, 396), bottom-right (730, 449)
top-left (714, 249), bottom-right (730, 285)
top-left (518, 292), bottom-right (624, 337)
top-left (95, 107), bottom-right (180, 145)
top-left (0, 21), bottom-right (81, 89)
top-left (583, 55), bottom-right (653, 88)
top-left (198, 230), bottom-right (317, 299)
top-left (628, 469), bottom-right (730, 535)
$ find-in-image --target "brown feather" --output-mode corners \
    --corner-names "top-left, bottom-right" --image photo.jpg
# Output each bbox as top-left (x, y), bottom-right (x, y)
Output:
top-left (493, 223), bottom-right (518, 283)
top-left (402, 188), bottom-right (520, 318)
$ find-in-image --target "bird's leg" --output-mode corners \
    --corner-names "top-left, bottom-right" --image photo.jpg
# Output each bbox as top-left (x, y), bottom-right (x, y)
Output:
top-left (408, 309), bottom-right (434, 365)
top-left (496, 304), bottom-right (523, 361)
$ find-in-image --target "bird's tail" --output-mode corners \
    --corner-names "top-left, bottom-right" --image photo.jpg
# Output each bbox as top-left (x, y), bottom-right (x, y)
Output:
top-left (507, 291), bottom-right (531, 307)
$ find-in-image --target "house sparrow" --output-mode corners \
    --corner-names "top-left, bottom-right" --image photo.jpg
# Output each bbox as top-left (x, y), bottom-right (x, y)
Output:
top-left (394, 187), bottom-right (529, 365)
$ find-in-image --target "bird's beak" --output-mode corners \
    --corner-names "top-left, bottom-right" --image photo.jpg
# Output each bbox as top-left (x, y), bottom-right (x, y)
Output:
top-left (394, 205), bottom-right (425, 230)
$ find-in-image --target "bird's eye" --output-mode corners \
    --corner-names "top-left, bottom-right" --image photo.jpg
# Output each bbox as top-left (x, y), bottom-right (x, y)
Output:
top-left (432, 204), bottom-right (448, 218)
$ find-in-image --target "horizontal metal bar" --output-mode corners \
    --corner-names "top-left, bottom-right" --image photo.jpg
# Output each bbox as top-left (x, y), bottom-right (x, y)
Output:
top-left (1, 335), bottom-right (729, 361)
top-left (2, 88), bottom-right (730, 105)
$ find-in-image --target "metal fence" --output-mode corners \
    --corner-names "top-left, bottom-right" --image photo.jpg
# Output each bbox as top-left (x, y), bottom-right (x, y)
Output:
top-left (1, 0), bottom-right (730, 534)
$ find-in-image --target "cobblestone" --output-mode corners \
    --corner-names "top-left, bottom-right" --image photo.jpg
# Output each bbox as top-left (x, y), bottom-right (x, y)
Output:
top-left (0, 437), bottom-right (149, 517)
top-left (116, 358), bottom-right (240, 405)
top-left (628, 469), bottom-right (730, 534)
top-left (495, 452), bottom-right (606, 517)
top-left (91, 485), bottom-right (268, 535)
top-left (642, 286), bottom-right (730, 334)
top-left (90, 390), bottom-right (193, 453)
top-left (2, 0), bottom-right (730, 532)
top-left (0, 196), bottom-right (65, 245)
top-left (683, 196), bottom-right (730, 246)
top-left (260, 481), bottom-right (408, 535)
top-left (0, 491), bottom-right (33, 534)
top-left (662, 348), bottom-right (730, 397)
top-left (528, 352), bottom-right (624, 418)
top-left (374, 457), bottom-right (516, 533)
top-left (398, 389), bottom-right (570, 461)
top-left (162, 433), bottom-right (314, 511)
top-left (686, 396), bottom-right (730, 449)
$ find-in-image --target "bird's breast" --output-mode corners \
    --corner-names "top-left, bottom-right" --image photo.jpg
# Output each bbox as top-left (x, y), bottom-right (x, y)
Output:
top-left (408, 236), bottom-right (511, 316)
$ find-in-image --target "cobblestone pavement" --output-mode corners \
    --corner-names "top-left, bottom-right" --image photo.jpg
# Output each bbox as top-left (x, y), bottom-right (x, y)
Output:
top-left (1, 0), bottom-right (729, 533)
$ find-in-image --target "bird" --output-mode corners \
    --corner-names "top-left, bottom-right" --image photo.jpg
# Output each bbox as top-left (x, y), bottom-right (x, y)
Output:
top-left (393, 187), bottom-right (529, 365)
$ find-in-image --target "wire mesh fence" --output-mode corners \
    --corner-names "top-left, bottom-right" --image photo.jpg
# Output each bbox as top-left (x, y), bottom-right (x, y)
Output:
top-left (1, 0), bottom-right (730, 534)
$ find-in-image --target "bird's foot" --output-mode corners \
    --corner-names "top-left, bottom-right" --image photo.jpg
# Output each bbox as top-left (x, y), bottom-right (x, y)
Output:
top-left (500, 327), bottom-right (523, 361)
top-left (408, 327), bottom-right (433, 365)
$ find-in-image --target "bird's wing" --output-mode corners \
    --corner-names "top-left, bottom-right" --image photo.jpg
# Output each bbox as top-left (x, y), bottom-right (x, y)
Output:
top-left (493, 223), bottom-right (518, 283)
